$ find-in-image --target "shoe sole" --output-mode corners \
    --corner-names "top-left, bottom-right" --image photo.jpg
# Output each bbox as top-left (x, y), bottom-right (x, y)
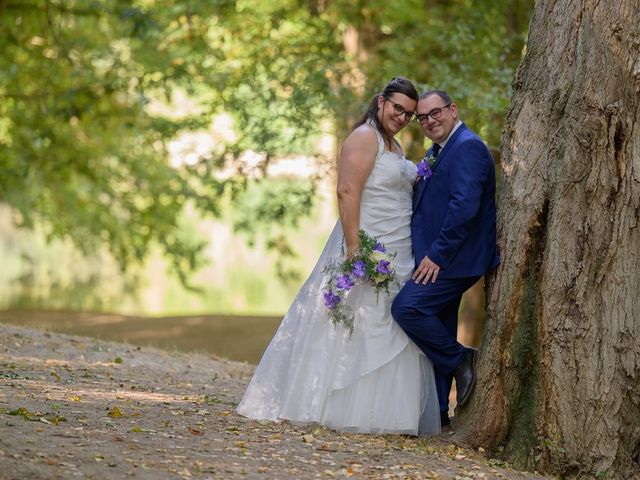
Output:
top-left (457, 348), bottom-right (478, 407)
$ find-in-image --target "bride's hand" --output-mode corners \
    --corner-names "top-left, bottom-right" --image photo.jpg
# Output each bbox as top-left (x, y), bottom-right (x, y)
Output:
top-left (346, 244), bottom-right (359, 259)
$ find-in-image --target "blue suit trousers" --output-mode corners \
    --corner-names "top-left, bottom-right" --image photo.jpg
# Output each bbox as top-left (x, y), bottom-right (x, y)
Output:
top-left (391, 275), bottom-right (480, 414)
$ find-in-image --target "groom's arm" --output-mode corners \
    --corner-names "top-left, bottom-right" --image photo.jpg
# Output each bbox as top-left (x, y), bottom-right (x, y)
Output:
top-left (426, 139), bottom-right (493, 270)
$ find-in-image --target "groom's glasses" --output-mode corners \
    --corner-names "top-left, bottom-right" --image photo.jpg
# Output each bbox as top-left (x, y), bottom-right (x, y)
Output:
top-left (383, 97), bottom-right (415, 122)
top-left (415, 104), bottom-right (452, 124)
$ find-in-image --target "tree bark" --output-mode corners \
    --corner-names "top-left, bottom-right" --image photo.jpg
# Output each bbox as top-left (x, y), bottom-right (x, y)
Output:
top-left (457, 0), bottom-right (640, 478)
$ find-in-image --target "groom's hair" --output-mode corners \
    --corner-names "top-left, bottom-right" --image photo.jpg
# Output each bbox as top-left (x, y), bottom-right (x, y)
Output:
top-left (420, 90), bottom-right (452, 104)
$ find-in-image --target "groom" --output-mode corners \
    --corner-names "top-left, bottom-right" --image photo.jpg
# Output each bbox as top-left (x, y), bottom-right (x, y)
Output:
top-left (391, 90), bottom-right (500, 429)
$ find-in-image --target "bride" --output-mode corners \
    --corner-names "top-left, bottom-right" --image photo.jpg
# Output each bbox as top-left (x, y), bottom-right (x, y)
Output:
top-left (236, 77), bottom-right (440, 435)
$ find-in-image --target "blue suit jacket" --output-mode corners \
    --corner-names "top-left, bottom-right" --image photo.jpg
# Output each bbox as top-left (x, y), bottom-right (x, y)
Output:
top-left (412, 123), bottom-right (500, 278)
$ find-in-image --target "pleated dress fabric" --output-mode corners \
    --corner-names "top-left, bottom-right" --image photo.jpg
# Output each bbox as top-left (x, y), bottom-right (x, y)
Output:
top-left (236, 124), bottom-right (440, 435)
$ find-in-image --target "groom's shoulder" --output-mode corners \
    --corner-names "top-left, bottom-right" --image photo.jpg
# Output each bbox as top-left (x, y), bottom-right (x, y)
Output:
top-left (456, 126), bottom-right (490, 151)
top-left (451, 126), bottom-right (494, 170)
top-left (457, 123), bottom-right (482, 142)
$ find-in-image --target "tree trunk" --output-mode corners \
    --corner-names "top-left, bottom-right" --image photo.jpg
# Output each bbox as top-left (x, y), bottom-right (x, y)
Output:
top-left (457, 0), bottom-right (640, 478)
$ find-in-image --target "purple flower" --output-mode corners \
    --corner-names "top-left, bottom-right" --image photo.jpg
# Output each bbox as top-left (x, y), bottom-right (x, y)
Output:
top-left (375, 260), bottom-right (391, 275)
top-left (336, 274), bottom-right (354, 290)
top-left (373, 242), bottom-right (386, 253)
top-left (323, 290), bottom-right (342, 309)
top-left (352, 260), bottom-right (366, 278)
top-left (417, 160), bottom-right (433, 179)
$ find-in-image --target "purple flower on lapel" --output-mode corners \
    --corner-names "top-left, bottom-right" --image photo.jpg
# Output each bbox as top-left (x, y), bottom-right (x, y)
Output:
top-left (416, 159), bottom-right (433, 180)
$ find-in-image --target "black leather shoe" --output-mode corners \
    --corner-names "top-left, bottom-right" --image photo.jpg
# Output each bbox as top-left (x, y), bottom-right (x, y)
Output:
top-left (454, 347), bottom-right (478, 407)
top-left (440, 411), bottom-right (452, 431)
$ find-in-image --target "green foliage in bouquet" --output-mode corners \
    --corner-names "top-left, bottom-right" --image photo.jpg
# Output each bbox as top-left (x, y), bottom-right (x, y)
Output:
top-left (322, 230), bottom-right (396, 334)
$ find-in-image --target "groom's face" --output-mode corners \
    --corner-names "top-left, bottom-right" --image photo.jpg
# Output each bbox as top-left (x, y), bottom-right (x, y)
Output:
top-left (417, 94), bottom-right (458, 144)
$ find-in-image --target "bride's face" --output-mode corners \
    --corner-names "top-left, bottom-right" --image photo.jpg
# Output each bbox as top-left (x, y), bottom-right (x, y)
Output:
top-left (376, 93), bottom-right (416, 136)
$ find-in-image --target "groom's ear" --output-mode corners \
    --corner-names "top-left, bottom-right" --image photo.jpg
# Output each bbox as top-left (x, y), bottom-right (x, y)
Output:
top-left (450, 103), bottom-right (459, 119)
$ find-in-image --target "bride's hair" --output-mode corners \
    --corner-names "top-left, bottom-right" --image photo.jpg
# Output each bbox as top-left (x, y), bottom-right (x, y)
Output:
top-left (352, 77), bottom-right (418, 148)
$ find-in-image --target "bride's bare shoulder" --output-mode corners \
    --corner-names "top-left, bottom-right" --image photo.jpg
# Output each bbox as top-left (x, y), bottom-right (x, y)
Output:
top-left (343, 124), bottom-right (377, 149)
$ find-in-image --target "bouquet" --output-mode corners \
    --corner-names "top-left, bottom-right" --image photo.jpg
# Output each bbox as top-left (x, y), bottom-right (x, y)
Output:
top-left (322, 230), bottom-right (396, 334)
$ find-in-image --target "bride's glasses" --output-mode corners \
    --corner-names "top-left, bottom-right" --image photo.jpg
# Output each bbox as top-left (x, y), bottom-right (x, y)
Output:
top-left (383, 97), bottom-right (415, 122)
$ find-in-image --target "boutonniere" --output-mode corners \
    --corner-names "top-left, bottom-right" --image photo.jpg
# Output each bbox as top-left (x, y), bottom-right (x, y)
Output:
top-left (416, 154), bottom-right (436, 180)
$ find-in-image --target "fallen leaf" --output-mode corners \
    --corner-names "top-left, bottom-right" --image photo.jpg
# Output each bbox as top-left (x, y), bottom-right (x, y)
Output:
top-left (8, 407), bottom-right (38, 421)
top-left (46, 414), bottom-right (67, 425)
top-left (107, 407), bottom-right (123, 418)
top-left (187, 426), bottom-right (204, 436)
top-left (317, 444), bottom-right (338, 452)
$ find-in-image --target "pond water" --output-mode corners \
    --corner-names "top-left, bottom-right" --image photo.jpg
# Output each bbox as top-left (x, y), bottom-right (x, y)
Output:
top-left (0, 309), bottom-right (282, 364)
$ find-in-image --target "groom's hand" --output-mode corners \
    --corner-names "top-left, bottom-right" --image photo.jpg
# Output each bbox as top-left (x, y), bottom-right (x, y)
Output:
top-left (413, 256), bottom-right (441, 285)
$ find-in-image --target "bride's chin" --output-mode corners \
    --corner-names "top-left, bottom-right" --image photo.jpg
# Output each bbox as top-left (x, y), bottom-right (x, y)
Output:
top-left (386, 123), bottom-right (402, 135)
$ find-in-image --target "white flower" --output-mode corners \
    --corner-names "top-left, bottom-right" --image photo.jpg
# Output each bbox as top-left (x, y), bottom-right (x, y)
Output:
top-left (371, 250), bottom-right (387, 263)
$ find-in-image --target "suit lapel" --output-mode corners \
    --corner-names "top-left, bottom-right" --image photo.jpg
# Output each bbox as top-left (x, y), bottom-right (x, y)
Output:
top-left (431, 122), bottom-right (467, 169)
top-left (413, 149), bottom-right (438, 210)
top-left (414, 123), bottom-right (468, 211)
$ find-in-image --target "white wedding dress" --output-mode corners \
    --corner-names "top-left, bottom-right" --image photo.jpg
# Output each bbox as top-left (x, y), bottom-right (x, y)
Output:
top-left (236, 124), bottom-right (440, 435)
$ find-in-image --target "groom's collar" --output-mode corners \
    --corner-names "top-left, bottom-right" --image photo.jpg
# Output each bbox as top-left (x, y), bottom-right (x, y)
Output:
top-left (434, 120), bottom-right (463, 151)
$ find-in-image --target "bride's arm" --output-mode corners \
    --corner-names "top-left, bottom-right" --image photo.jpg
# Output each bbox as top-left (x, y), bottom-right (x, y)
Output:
top-left (336, 127), bottom-right (377, 257)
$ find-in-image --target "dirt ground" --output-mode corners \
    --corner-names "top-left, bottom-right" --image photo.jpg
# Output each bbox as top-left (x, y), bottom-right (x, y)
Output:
top-left (0, 323), bottom-right (552, 479)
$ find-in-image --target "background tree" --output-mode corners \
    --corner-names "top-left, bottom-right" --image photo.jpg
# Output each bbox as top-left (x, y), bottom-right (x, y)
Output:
top-left (458, 0), bottom-right (640, 477)
top-left (0, 1), bottom-right (229, 286)
top-left (1, 0), bottom-right (532, 289)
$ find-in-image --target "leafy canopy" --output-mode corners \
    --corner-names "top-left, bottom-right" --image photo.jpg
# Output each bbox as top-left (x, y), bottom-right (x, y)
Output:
top-left (0, 0), bottom-right (532, 283)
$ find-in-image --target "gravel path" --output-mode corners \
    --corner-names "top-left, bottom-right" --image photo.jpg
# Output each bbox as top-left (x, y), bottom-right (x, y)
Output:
top-left (0, 323), bottom-right (551, 479)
